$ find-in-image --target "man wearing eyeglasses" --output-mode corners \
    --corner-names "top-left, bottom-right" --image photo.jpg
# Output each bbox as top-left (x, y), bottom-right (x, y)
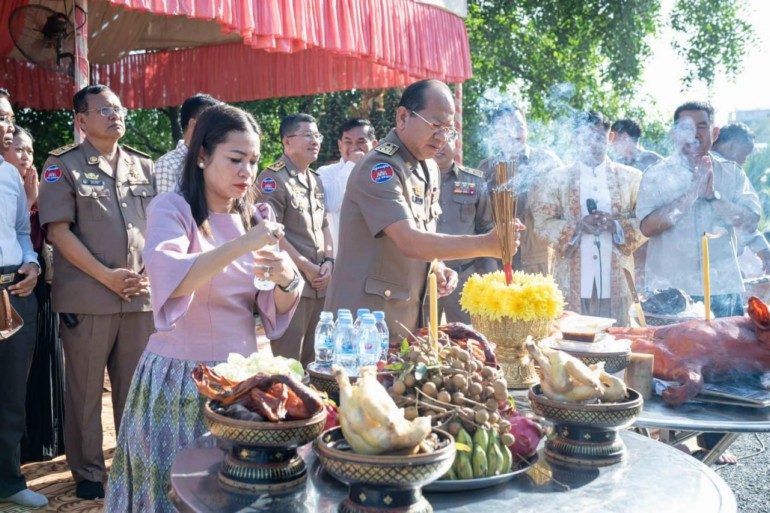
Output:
top-left (259, 114), bottom-right (333, 366)
top-left (325, 80), bottom-right (508, 344)
top-left (38, 84), bottom-right (155, 500)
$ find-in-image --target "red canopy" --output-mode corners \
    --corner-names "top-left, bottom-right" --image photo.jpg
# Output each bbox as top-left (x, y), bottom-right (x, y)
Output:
top-left (0, 0), bottom-right (471, 110)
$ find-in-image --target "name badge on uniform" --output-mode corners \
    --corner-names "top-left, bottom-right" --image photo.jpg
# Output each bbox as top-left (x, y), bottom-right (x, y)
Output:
top-left (412, 195), bottom-right (425, 205)
top-left (453, 181), bottom-right (476, 195)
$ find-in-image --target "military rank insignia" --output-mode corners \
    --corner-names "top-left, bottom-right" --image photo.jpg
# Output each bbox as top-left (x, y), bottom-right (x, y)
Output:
top-left (453, 181), bottom-right (476, 195)
top-left (82, 172), bottom-right (104, 186)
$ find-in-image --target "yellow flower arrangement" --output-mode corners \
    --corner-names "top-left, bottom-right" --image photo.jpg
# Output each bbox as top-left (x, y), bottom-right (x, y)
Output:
top-left (460, 271), bottom-right (564, 322)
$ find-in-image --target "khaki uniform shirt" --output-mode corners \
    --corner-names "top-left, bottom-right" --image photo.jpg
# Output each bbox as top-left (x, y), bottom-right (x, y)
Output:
top-left (437, 163), bottom-right (496, 272)
top-left (324, 130), bottom-right (441, 342)
top-left (259, 155), bottom-right (328, 299)
top-left (478, 146), bottom-right (563, 274)
top-left (38, 140), bottom-right (155, 314)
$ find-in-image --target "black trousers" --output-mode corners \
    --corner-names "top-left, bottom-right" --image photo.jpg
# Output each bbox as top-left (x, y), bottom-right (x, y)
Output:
top-left (0, 272), bottom-right (38, 498)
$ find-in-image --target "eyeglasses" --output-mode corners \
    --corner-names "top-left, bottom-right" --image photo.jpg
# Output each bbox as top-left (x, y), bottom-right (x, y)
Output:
top-left (288, 132), bottom-right (324, 143)
top-left (82, 106), bottom-right (128, 117)
top-left (410, 110), bottom-right (458, 142)
top-left (0, 115), bottom-right (15, 125)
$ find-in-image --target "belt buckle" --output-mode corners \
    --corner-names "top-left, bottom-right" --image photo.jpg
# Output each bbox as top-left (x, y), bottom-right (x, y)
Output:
top-left (0, 273), bottom-right (14, 284)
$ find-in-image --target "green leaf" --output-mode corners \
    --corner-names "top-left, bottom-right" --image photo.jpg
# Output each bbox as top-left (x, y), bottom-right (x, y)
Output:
top-left (400, 339), bottom-right (410, 356)
top-left (384, 361), bottom-right (405, 371)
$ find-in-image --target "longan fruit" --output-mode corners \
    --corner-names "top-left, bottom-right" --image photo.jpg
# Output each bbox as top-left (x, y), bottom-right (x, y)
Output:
top-left (422, 381), bottom-right (438, 398)
top-left (404, 406), bottom-right (419, 420)
top-left (392, 380), bottom-right (407, 395)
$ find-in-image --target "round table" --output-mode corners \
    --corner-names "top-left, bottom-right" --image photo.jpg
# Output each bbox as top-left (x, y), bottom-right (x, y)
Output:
top-left (169, 431), bottom-right (736, 513)
top-left (633, 395), bottom-right (770, 465)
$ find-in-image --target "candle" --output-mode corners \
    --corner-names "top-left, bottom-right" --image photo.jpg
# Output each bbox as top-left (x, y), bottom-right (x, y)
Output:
top-left (625, 353), bottom-right (654, 400)
top-left (702, 234), bottom-right (711, 321)
top-left (429, 267), bottom-right (438, 352)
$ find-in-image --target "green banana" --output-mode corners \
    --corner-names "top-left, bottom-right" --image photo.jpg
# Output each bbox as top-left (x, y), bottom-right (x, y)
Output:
top-left (455, 452), bottom-right (474, 480)
top-left (472, 444), bottom-right (488, 478)
top-left (440, 467), bottom-right (457, 480)
top-left (472, 427), bottom-right (489, 453)
top-left (457, 427), bottom-right (473, 447)
top-left (499, 436), bottom-right (512, 474)
top-left (487, 430), bottom-right (504, 476)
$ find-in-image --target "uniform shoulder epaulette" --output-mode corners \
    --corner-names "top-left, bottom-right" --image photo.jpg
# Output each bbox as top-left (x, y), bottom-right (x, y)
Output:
top-left (122, 144), bottom-right (151, 159)
top-left (374, 142), bottom-right (399, 156)
top-left (48, 143), bottom-right (77, 157)
top-left (460, 166), bottom-right (484, 178)
top-left (266, 161), bottom-right (286, 172)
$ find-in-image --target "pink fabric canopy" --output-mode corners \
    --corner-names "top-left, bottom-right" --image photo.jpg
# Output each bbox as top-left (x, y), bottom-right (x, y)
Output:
top-left (0, 0), bottom-right (471, 110)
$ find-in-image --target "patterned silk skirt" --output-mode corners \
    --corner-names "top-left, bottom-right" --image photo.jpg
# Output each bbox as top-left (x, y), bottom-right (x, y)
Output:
top-left (105, 351), bottom-right (218, 512)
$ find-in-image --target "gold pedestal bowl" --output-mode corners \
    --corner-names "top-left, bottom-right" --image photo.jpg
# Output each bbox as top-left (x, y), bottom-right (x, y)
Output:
top-left (528, 385), bottom-right (643, 467)
top-left (314, 427), bottom-right (455, 513)
top-left (203, 402), bottom-right (327, 494)
top-left (472, 316), bottom-right (551, 389)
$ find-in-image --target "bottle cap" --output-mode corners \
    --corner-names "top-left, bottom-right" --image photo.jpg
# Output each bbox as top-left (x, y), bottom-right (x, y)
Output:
top-left (372, 311), bottom-right (385, 321)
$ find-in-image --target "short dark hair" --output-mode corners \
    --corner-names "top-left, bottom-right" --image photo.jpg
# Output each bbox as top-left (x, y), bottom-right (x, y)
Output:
top-left (180, 104), bottom-right (262, 237)
top-left (12, 125), bottom-right (33, 143)
top-left (339, 118), bottom-right (375, 140)
top-left (610, 119), bottom-right (642, 140)
top-left (180, 93), bottom-right (220, 131)
top-left (674, 101), bottom-right (714, 124)
top-left (280, 113), bottom-right (316, 139)
top-left (398, 79), bottom-right (452, 113)
top-left (574, 111), bottom-right (611, 132)
top-left (491, 105), bottom-right (525, 125)
top-left (73, 84), bottom-right (113, 113)
top-left (714, 123), bottom-right (755, 147)
top-left (0, 88), bottom-right (10, 100)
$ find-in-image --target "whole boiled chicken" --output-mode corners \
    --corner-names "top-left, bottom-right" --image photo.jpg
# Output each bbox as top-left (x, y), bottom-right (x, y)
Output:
top-left (525, 339), bottom-right (627, 403)
top-left (334, 366), bottom-right (431, 455)
top-left (609, 296), bottom-right (770, 407)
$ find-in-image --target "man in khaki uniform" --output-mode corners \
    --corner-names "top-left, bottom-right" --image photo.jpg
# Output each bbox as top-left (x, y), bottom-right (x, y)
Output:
top-left (325, 80), bottom-right (508, 343)
top-left (38, 85), bottom-right (155, 500)
top-left (434, 139), bottom-right (496, 323)
top-left (259, 114), bottom-right (333, 366)
top-left (477, 106), bottom-right (562, 275)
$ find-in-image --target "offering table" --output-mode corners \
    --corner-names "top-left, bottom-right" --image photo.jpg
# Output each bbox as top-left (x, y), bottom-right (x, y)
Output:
top-left (168, 431), bottom-right (735, 513)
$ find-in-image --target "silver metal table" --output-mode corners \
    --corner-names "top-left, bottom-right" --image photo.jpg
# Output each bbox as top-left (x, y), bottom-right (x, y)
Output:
top-left (634, 395), bottom-right (770, 465)
top-left (169, 431), bottom-right (736, 513)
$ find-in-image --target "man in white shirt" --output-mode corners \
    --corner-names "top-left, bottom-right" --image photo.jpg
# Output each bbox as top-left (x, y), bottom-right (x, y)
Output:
top-left (154, 93), bottom-right (220, 194)
top-left (316, 119), bottom-right (377, 256)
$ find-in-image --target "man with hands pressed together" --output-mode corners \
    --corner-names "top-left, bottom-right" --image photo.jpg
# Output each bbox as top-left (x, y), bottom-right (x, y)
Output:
top-left (637, 101), bottom-right (760, 318)
top-left (325, 80), bottom-right (512, 344)
top-left (38, 85), bottom-right (156, 500)
top-left (259, 114), bottom-right (333, 366)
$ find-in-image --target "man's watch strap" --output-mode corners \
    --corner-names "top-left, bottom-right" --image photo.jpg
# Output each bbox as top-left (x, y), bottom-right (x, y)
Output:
top-left (321, 257), bottom-right (335, 265)
top-left (278, 270), bottom-right (301, 293)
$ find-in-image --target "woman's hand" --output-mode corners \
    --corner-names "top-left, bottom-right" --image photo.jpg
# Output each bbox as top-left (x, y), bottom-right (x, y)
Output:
top-left (23, 165), bottom-right (38, 209)
top-left (254, 248), bottom-right (297, 289)
top-left (245, 220), bottom-right (285, 251)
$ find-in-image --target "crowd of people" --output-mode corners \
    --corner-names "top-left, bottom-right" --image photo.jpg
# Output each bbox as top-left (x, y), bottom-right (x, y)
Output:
top-left (0, 78), bottom-right (766, 510)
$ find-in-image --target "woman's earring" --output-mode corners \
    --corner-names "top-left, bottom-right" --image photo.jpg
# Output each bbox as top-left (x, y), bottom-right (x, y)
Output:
top-left (198, 161), bottom-right (205, 169)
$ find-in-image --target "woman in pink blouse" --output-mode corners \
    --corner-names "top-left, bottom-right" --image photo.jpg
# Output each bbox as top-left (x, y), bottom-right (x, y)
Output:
top-left (106, 105), bottom-right (302, 512)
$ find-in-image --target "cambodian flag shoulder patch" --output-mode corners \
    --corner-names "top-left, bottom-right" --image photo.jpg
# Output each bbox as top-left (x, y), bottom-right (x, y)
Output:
top-left (260, 176), bottom-right (277, 193)
top-left (43, 165), bottom-right (62, 183)
top-left (371, 163), bottom-right (395, 183)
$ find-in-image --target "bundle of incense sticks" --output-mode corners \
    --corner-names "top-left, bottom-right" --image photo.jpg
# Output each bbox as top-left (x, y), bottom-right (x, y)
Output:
top-left (492, 161), bottom-right (518, 285)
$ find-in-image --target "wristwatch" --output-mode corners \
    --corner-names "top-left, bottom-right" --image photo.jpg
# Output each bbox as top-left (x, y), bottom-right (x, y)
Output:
top-left (321, 257), bottom-right (336, 266)
top-left (278, 270), bottom-right (301, 293)
top-left (706, 190), bottom-right (721, 202)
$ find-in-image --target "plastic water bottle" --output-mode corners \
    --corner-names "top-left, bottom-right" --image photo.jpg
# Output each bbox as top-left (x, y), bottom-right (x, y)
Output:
top-left (372, 311), bottom-right (389, 361)
top-left (335, 308), bottom-right (351, 329)
top-left (314, 311), bottom-right (335, 367)
top-left (353, 308), bottom-right (371, 334)
top-left (358, 314), bottom-right (380, 368)
top-left (334, 316), bottom-right (358, 375)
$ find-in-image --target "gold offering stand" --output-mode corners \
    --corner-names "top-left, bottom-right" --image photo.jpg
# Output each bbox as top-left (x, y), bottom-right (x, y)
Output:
top-left (472, 316), bottom-right (551, 389)
top-left (528, 385), bottom-right (643, 467)
top-left (203, 403), bottom-right (327, 494)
